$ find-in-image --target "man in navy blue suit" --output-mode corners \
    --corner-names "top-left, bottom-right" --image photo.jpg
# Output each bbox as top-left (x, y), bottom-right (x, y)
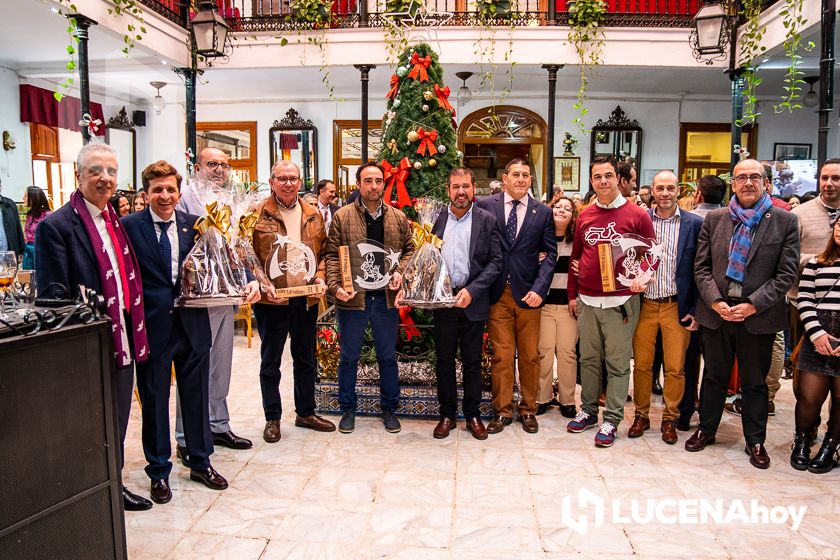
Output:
top-left (416, 167), bottom-right (502, 440)
top-left (626, 170), bottom-right (703, 445)
top-left (475, 159), bottom-right (557, 435)
top-left (36, 143), bottom-right (153, 512)
top-left (122, 160), bottom-right (260, 504)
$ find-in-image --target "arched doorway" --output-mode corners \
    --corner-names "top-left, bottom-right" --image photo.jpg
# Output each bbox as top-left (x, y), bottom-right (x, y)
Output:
top-left (458, 106), bottom-right (548, 199)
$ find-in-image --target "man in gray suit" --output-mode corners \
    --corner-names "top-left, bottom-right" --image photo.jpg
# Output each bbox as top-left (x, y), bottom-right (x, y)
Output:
top-left (685, 159), bottom-right (800, 469)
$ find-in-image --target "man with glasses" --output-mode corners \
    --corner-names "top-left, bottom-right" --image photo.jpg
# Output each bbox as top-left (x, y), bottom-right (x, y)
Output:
top-left (324, 163), bottom-right (415, 434)
top-left (174, 147), bottom-right (252, 467)
top-left (687, 159), bottom-right (800, 469)
top-left (251, 161), bottom-right (336, 442)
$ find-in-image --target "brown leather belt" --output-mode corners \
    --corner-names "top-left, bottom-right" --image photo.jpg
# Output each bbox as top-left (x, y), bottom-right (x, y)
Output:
top-left (644, 295), bottom-right (678, 304)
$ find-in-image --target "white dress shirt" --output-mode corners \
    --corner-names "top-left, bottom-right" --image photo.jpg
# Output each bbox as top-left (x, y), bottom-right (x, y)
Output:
top-left (150, 209), bottom-right (180, 285)
top-left (503, 191), bottom-right (529, 239)
top-left (318, 201), bottom-right (332, 233)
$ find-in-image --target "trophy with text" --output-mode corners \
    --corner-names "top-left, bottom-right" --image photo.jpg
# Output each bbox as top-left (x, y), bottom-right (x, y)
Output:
top-left (264, 233), bottom-right (322, 298)
top-left (585, 222), bottom-right (662, 292)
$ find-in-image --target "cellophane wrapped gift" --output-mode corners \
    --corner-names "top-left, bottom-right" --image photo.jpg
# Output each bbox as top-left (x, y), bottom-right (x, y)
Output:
top-left (400, 198), bottom-right (456, 309)
top-left (231, 211), bottom-right (272, 292)
top-left (176, 202), bottom-right (248, 307)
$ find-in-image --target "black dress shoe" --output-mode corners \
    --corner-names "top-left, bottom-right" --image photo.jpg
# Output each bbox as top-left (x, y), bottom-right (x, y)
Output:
top-left (536, 403), bottom-right (551, 416)
top-left (213, 430), bottom-right (253, 450)
top-left (176, 444), bottom-right (190, 468)
top-left (559, 405), bottom-right (577, 419)
top-left (745, 443), bottom-right (771, 469)
top-left (123, 487), bottom-right (153, 511)
top-left (190, 466), bottom-right (228, 490)
top-left (150, 478), bottom-right (171, 504)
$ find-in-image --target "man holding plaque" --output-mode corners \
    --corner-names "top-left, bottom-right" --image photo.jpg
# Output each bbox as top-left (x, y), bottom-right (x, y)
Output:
top-left (427, 167), bottom-right (503, 440)
top-left (475, 159), bottom-right (557, 435)
top-left (252, 160), bottom-right (336, 442)
top-left (687, 158), bottom-right (800, 469)
top-left (324, 162), bottom-right (415, 434)
top-left (566, 155), bottom-right (655, 447)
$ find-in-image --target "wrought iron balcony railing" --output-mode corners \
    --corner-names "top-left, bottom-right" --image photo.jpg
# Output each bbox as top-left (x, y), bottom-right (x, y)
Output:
top-left (139, 0), bottom-right (709, 31)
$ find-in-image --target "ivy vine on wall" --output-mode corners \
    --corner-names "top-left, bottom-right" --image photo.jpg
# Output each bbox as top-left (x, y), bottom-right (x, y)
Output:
top-left (774, 0), bottom-right (815, 114)
top-left (568, 0), bottom-right (606, 139)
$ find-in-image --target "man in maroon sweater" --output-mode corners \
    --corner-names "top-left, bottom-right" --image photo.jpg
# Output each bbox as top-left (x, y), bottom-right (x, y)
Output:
top-left (566, 156), bottom-right (655, 447)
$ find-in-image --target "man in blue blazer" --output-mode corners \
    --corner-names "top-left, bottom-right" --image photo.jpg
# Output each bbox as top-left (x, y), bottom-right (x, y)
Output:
top-left (122, 160), bottom-right (259, 504)
top-left (36, 143), bottom-right (153, 512)
top-left (627, 170), bottom-right (703, 445)
top-left (421, 167), bottom-right (502, 440)
top-left (475, 159), bottom-right (557, 434)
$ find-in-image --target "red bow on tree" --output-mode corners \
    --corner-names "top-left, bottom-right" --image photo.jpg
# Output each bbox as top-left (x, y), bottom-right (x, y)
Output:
top-left (386, 75), bottom-right (400, 99)
top-left (434, 84), bottom-right (454, 112)
top-left (398, 306), bottom-right (422, 340)
top-left (381, 157), bottom-right (412, 208)
top-left (415, 128), bottom-right (438, 157)
top-left (408, 53), bottom-right (431, 82)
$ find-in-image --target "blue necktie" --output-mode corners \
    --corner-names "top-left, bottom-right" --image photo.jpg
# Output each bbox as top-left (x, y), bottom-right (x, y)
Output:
top-left (158, 221), bottom-right (172, 283)
top-left (506, 199), bottom-right (520, 246)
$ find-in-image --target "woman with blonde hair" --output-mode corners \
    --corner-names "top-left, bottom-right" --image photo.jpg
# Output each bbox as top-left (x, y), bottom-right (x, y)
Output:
top-left (536, 196), bottom-right (579, 418)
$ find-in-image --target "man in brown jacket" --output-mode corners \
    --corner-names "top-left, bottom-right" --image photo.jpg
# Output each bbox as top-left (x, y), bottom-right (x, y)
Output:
top-left (252, 161), bottom-right (336, 443)
top-left (324, 162), bottom-right (415, 434)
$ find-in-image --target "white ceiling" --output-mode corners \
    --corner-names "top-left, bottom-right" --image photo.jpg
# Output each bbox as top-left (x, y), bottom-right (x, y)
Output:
top-left (3, 0), bottom-right (832, 106)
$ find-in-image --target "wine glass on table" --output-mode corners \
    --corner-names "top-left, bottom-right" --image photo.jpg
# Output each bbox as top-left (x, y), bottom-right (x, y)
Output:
top-left (0, 251), bottom-right (18, 319)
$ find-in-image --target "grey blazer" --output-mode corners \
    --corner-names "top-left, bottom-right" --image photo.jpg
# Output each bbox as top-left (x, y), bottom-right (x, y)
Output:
top-left (694, 205), bottom-right (800, 334)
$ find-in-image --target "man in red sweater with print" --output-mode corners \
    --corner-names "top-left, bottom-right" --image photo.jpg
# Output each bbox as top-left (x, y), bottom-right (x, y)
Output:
top-left (566, 156), bottom-right (655, 447)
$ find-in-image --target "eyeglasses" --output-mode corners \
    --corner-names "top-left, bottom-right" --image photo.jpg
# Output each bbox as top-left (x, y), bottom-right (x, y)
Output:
top-left (733, 174), bottom-right (765, 185)
top-left (85, 166), bottom-right (118, 178)
top-left (271, 175), bottom-right (300, 184)
top-left (205, 161), bottom-right (232, 171)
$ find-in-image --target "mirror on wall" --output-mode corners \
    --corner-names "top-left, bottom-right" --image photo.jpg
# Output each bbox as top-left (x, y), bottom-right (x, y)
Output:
top-left (590, 105), bottom-right (643, 173)
top-left (105, 107), bottom-right (137, 191)
top-left (269, 108), bottom-right (317, 192)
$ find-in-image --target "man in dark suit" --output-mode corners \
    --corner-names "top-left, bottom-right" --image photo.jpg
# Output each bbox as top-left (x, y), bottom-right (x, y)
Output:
top-left (418, 167), bottom-right (502, 440)
top-left (122, 160), bottom-right (260, 504)
top-left (475, 159), bottom-right (557, 434)
top-left (686, 158), bottom-right (800, 469)
top-left (627, 170), bottom-right (703, 445)
top-left (315, 179), bottom-right (339, 234)
top-left (0, 179), bottom-right (24, 258)
top-left (36, 143), bottom-right (153, 511)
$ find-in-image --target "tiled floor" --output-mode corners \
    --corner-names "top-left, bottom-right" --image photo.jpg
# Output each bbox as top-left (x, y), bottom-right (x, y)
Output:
top-left (123, 334), bottom-right (839, 559)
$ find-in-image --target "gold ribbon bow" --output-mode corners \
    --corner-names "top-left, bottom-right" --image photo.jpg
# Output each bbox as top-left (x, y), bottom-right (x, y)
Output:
top-left (411, 221), bottom-right (442, 250)
top-left (237, 211), bottom-right (259, 239)
top-left (195, 202), bottom-right (233, 240)
top-left (387, 138), bottom-right (398, 155)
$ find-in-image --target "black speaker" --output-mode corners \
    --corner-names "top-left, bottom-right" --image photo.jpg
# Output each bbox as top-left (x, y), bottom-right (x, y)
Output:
top-left (132, 110), bottom-right (146, 127)
top-left (0, 320), bottom-right (127, 560)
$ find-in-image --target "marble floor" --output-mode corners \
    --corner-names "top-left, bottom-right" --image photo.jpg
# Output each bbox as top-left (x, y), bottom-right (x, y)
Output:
top-left (123, 334), bottom-right (840, 560)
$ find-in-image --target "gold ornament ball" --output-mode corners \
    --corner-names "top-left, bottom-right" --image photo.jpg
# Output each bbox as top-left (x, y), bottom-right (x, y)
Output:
top-left (422, 104), bottom-right (429, 112)
top-left (413, 161), bottom-right (422, 170)
top-left (428, 158), bottom-right (437, 167)
top-left (423, 90), bottom-right (433, 101)
top-left (407, 130), bottom-right (419, 143)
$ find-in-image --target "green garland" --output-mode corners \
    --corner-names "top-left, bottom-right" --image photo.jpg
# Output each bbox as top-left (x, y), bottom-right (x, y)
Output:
top-left (568, 0), bottom-right (606, 140)
top-left (738, 0), bottom-right (766, 124)
top-left (774, 0), bottom-right (815, 114)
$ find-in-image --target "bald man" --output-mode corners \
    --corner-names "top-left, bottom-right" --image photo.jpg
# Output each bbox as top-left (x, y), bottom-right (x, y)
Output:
top-left (627, 171), bottom-right (703, 445)
top-left (174, 147), bottom-right (253, 462)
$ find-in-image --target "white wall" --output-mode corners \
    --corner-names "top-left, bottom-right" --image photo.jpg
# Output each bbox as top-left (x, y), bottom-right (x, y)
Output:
top-left (197, 92), bottom-right (837, 194)
top-left (0, 67), bottom-right (34, 202)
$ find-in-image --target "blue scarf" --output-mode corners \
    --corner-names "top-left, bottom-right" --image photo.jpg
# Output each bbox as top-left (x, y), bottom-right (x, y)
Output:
top-left (726, 193), bottom-right (773, 283)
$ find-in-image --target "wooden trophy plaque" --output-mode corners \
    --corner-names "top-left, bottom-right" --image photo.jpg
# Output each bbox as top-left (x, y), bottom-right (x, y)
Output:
top-left (339, 245), bottom-right (354, 293)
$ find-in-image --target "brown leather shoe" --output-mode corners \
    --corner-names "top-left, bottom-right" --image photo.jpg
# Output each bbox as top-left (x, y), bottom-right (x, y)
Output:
top-left (745, 443), bottom-right (771, 469)
top-left (150, 478), bottom-right (171, 504)
top-left (486, 415), bottom-right (512, 434)
top-left (661, 420), bottom-right (678, 445)
top-left (433, 417), bottom-right (456, 439)
top-left (519, 414), bottom-right (539, 434)
top-left (190, 466), bottom-right (228, 490)
top-left (295, 414), bottom-right (337, 432)
top-left (466, 417), bottom-right (488, 440)
top-left (263, 419), bottom-right (281, 443)
top-left (628, 414), bottom-right (650, 438)
top-left (684, 429), bottom-right (716, 452)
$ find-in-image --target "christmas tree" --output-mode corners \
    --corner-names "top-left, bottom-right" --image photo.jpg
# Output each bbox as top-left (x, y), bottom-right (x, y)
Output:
top-left (380, 42), bottom-right (461, 217)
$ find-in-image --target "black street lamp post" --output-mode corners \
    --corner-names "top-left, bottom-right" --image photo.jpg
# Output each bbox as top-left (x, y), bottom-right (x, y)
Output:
top-left (66, 14), bottom-right (98, 145)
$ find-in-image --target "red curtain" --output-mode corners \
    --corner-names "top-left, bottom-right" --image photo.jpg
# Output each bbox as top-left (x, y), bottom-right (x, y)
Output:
top-left (19, 84), bottom-right (106, 136)
top-left (277, 133), bottom-right (299, 150)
